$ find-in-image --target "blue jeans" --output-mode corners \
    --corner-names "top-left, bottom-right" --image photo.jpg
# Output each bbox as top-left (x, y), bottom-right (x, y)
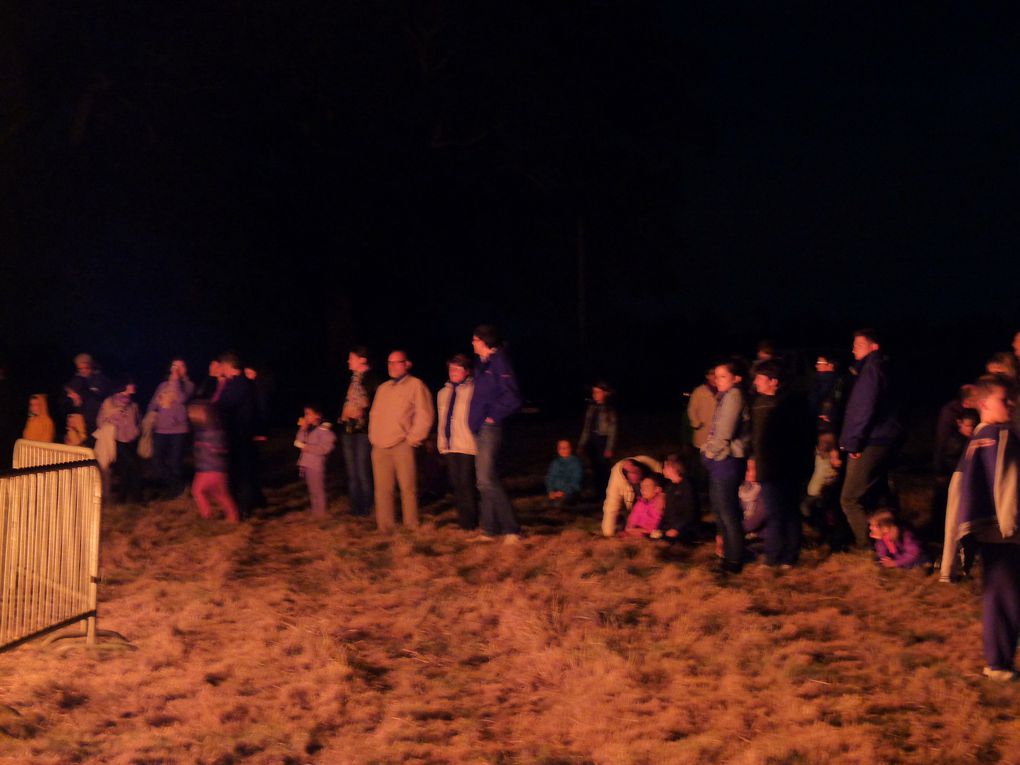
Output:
top-left (705, 456), bottom-right (745, 571)
top-left (153, 432), bottom-right (187, 495)
top-left (342, 432), bottom-right (373, 516)
top-left (475, 424), bottom-right (520, 535)
top-left (760, 478), bottom-right (801, 566)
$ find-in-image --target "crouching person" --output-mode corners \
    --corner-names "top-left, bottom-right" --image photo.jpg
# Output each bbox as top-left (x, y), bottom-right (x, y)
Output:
top-left (601, 455), bottom-right (662, 537)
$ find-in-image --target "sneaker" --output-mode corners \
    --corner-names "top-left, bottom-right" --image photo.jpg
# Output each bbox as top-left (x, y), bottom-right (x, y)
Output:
top-left (502, 533), bottom-right (521, 545)
top-left (468, 534), bottom-right (496, 543)
top-left (982, 667), bottom-right (1017, 682)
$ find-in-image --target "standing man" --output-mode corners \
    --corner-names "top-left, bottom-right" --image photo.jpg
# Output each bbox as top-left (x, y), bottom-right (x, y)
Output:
top-left (368, 350), bottom-right (434, 532)
top-left (339, 346), bottom-right (380, 517)
top-left (64, 353), bottom-right (111, 445)
top-left (468, 324), bottom-right (523, 543)
top-left (838, 329), bottom-right (902, 547)
top-left (215, 352), bottom-right (260, 519)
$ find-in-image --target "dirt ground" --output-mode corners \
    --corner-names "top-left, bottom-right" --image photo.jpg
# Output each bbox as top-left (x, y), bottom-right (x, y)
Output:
top-left (1, 422), bottom-right (1018, 764)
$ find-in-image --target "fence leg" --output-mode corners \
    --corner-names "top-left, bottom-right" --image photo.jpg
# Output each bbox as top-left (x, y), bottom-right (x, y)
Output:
top-left (85, 616), bottom-right (96, 646)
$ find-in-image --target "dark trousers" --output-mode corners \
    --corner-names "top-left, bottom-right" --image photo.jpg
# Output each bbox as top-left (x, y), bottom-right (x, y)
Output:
top-left (153, 432), bottom-right (187, 496)
top-left (761, 478), bottom-right (802, 566)
top-left (840, 444), bottom-right (894, 547)
top-left (706, 456), bottom-right (745, 572)
top-left (342, 432), bottom-right (373, 516)
top-left (585, 435), bottom-right (610, 498)
top-left (445, 452), bottom-right (478, 529)
top-left (228, 438), bottom-right (258, 519)
top-left (980, 543), bottom-right (1020, 671)
top-left (476, 424), bottom-right (520, 536)
top-left (114, 440), bottom-right (142, 503)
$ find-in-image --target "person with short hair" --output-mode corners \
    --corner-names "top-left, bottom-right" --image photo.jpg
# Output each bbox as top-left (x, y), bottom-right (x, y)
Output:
top-left (215, 352), bottom-right (260, 518)
top-left (838, 329), bottom-right (902, 548)
top-left (368, 350), bottom-right (434, 532)
top-left (339, 346), bottom-right (380, 517)
top-left (295, 403), bottom-right (336, 519)
top-left (437, 353), bottom-right (478, 529)
top-left (97, 381), bottom-right (142, 503)
top-left (578, 381), bottom-right (617, 497)
top-left (545, 439), bottom-right (583, 505)
top-left (944, 375), bottom-right (1020, 681)
top-left (468, 325), bottom-right (523, 543)
top-left (64, 353), bottom-right (111, 445)
top-left (601, 455), bottom-right (662, 536)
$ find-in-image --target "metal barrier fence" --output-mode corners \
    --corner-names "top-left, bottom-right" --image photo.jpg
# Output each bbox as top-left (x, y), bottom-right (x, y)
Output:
top-left (0, 440), bottom-right (102, 651)
top-left (13, 439), bottom-right (96, 470)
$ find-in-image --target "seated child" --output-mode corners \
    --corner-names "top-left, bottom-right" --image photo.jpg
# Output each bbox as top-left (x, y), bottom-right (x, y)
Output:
top-left (623, 475), bottom-right (665, 537)
top-left (294, 404), bottom-right (337, 519)
top-left (869, 510), bottom-right (928, 569)
top-left (546, 439), bottom-right (583, 504)
top-left (189, 402), bottom-right (239, 523)
top-left (23, 393), bottom-right (55, 443)
top-left (654, 454), bottom-right (698, 541)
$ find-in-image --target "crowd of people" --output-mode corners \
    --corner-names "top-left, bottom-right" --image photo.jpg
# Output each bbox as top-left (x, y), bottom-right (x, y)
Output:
top-left (4, 325), bottom-right (1020, 681)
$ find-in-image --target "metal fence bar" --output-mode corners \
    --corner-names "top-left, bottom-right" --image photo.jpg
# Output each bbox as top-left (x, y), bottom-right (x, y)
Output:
top-left (0, 441), bottom-right (102, 651)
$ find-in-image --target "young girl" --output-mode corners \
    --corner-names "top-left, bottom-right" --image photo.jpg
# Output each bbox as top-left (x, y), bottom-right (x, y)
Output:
top-left (294, 404), bottom-right (336, 519)
top-left (700, 360), bottom-right (750, 573)
top-left (23, 394), bottom-right (55, 442)
top-left (623, 475), bottom-right (665, 537)
top-left (188, 402), bottom-right (239, 523)
top-left (869, 510), bottom-right (928, 569)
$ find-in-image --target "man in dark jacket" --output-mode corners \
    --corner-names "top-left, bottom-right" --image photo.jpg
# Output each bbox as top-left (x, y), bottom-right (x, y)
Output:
top-left (750, 361), bottom-right (814, 566)
top-left (468, 324), bottom-right (523, 542)
top-left (339, 346), bottom-right (381, 517)
top-left (64, 353), bottom-right (112, 444)
top-left (838, 329), bottom-right (903, 547)
top-left (215, 352), bottom-right (260, 519)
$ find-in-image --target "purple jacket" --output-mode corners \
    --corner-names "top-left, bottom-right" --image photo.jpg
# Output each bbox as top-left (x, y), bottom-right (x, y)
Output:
top-left (296, 424), bottom-right (336, 470)
top-left (147, 379), bottom-right (195, 434)
top-left (839, 352), bottom-right (902, 453)
top-left (468, 349), bottom-right (522, 433)
top-left (874, 529), bottom-right (928, 569)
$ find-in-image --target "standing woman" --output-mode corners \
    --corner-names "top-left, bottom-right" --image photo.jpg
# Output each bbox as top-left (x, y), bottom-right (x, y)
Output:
top-left (468, 324), bottom-right (523, 543)
top-left (98, 381), bottom-right (142, 503)
top-left (437, 353), bottom-right (478, 530)
top-left (147, 358), bottom-right (194, 498)
top-left (701, 359), bottom-right (751, 573)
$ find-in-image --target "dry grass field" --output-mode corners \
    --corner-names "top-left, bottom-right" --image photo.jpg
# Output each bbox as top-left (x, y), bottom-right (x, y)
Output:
top-left (1, 419), bottom-right (1018, 765)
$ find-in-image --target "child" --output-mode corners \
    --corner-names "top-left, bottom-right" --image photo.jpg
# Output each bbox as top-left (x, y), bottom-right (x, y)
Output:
top-left (578, 381), bottom-right (618, 498)
top-left (546, 439), bottom-right (583, 504)
top-left (944, 375), bottom-right (1020, 680)
top-left (437, 354), bottom-right (477, 529)
top-left (623, 475), bottom-right (665, 537)
top-left (869, 510), bottom-right (928, 569)
top-left (188, 402), bottom-right (239, 523)
top-left (23, 393), bottom-right (55, 442)
top-left (655, 454), bottom-right (698, 541)
top-left (739, 459), bottom-right (767, 562)
top-left (294, 404), bottom-right (336, 519)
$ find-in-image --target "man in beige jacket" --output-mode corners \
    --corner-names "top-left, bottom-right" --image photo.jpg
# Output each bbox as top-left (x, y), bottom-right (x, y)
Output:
top-left (368, 350), bottom-right (435, 532)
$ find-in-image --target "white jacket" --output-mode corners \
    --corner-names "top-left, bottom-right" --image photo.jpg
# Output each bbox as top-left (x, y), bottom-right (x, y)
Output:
top-left (436, 380), bottom-right (477, 455)
top-left (601, 455), bottom-right (662, 536)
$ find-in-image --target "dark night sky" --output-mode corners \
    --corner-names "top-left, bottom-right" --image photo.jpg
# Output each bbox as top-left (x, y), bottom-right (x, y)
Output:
top-left (2, 2), bottom-right (1018, 414)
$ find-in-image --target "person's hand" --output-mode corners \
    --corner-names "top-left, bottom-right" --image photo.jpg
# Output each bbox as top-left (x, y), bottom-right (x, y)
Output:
top-left (849, 452), bottom-right (861, 460)
top-left (484, 417), bottom-right (495, 424)
top-left (66, 388), bottom-right (82, 407)
top-left (244, 367), bottom-right (257, 380)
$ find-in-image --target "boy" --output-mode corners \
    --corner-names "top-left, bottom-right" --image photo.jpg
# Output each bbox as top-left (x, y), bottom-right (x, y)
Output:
top-left (546, 439), bottom-right (583, 505)
top-left (655, 454), bottom-right (698, 542)
top-left (295, 404), bottom-right (337, 519)
top-left (945, 375), bottom-right (1020, 681)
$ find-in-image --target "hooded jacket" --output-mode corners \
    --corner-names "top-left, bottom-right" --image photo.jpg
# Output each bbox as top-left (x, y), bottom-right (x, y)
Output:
top-left (23, 394), bottom-right (55, 442)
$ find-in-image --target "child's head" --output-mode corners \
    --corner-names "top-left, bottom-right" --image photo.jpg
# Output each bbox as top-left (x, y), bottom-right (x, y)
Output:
top-left (956, 409), bottom-right (979, 438)
top-left (959, 383), bottom-right (978, 409)
top-left (303, 404), bottom-right (323, 426)
top-left (713, 360), bottom-right (744, 393)
top-left (753, 360), bottom-right (782, 396)
top-left (986, 352), bottom-right (1018, 379)
top-left (868, 510), bottom-right (900, 541)
top-left (447, 353), bottom-right (472, 384)
top-left (662, 454), bottom-right (685, 483)
top-left (28, 394), bottom-right (46, 416)
top-left (974, 374), bottom-right (1016, 425)
top-left (621, 459), bottom-right (648, 486)
top-left (591, 381), bottom-right (613, 404)
top-left (556, 439), bottom-right (573, 458)
top-left (187, 401), bottom-right (217, 430)
top-left (639, 475), bottom-right (663, 501)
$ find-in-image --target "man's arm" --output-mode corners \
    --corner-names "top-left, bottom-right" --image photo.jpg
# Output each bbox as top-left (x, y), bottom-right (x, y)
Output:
top-left (407, 380), bottom-right (435, 446)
